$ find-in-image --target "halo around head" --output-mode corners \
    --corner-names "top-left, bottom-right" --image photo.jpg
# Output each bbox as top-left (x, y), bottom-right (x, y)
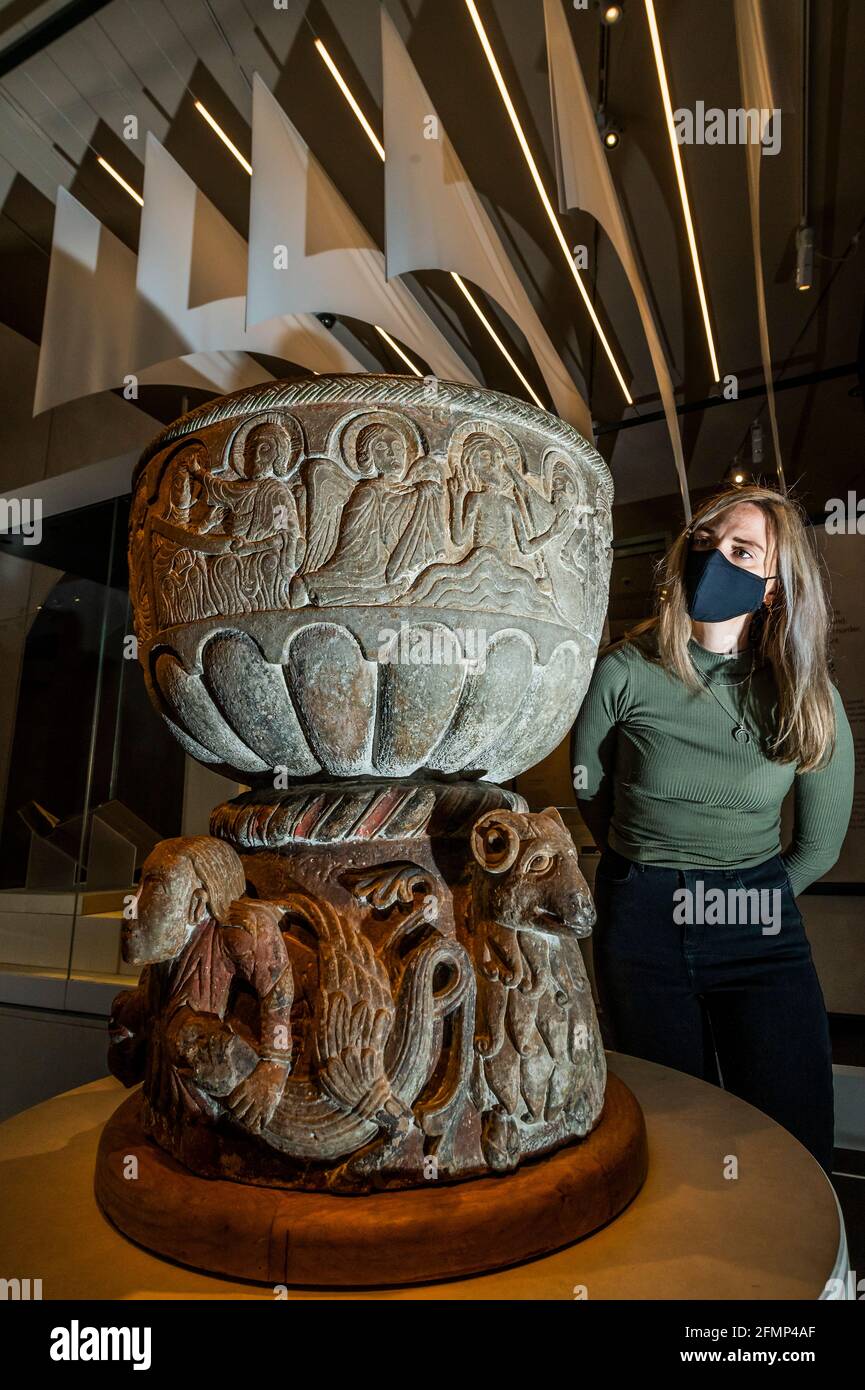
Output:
top-left (331, 409), bottom-right (426, 478)
top-left (541, 447), bottom-right (587, 504)
top-left (225, 412), bottom-right (306, 479)
top-left (447, 419), bottom-right (523, 479)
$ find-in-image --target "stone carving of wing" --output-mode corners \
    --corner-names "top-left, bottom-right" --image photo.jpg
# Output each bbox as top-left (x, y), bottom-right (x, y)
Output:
top-left (301, 459), bottom-right (356, 573)
top-left (316, 915), bottom-right (395, 1118)
top-left (341, 861), bottom-right (435, 911)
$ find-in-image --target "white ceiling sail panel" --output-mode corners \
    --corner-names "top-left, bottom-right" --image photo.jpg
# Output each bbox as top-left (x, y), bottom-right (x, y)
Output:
top-left (35, 186), bottom-right (140, 412)
top-left (246, 73), bottom-right (477, 386)
top-left (140, 349), bottom-right (269, 395)
top-left (33, 185), bottom-right (254, 413)
top-left (543, 0), bottom-right (688, 515)
top-left (132, 134), bottom-right (363, 373)
top-left (380, 8), bottom-right (591, 439)
top-left (134, 132), bottom-right (246, 360)
top-left (1, 0), bottom-right (853, 515)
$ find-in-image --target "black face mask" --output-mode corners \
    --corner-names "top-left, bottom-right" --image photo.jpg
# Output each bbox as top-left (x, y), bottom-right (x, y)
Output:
top-left (684, 547), bottom-right (774, 622)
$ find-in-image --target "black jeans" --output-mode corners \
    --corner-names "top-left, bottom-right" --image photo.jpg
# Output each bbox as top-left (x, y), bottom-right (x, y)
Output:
top-left (592, 847), bottom-right (835, 1174)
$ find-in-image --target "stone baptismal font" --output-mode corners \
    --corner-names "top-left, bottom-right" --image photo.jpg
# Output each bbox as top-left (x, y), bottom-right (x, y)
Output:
top-left (95, 374), bottom-right (647, 1285)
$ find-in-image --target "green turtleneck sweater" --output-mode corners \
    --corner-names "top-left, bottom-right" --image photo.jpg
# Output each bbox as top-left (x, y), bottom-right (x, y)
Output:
top-left (572, 630), bottom-right (854, 896)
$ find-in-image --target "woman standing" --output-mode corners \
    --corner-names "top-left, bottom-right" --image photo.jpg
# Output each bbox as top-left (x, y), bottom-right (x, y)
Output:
top-left (572, 486), bottom-right (854, 1173)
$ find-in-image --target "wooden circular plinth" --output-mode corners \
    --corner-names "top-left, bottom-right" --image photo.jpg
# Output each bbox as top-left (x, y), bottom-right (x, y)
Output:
top-left (94, 1075), bottom-right (647, 1287)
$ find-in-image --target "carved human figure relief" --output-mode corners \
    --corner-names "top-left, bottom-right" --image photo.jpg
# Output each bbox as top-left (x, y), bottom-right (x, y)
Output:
top-left (300, 410), bottom-right (437, 604)
top-left (108, 837), bottom-right (294, 1136)
top-left (146, 415), bottom-right (308, 628)
top-left (193, 416), bottom-right (304, 551)
top-left (446, 426), bottom-right (532, 560)
top-left (161, 443), bottom-right (206, 527)
top-left (533, 450), bottom-right (593, 630)
top-left (400, 423), bottom-right (564, 623)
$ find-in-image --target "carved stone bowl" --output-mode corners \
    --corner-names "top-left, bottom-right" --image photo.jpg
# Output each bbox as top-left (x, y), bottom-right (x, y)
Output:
top-left (129, 375), bottom-right (613, 783)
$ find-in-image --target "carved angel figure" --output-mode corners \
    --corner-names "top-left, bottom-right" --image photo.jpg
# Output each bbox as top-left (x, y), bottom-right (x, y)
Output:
top-left (301, 422), bottom-right (421, 603)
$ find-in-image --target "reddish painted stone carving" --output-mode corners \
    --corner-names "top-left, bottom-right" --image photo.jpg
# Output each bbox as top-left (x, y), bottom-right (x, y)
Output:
top-left (111, 374), bottom-right (613, 1195)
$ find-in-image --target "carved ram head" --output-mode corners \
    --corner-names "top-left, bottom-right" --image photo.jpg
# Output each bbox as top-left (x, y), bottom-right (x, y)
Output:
top-left (469, 807), bottom-right (595, 937)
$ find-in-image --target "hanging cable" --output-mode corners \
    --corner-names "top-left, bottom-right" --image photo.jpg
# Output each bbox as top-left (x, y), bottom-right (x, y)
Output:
top-left (0, 85), bottom-right (76, 191)
top-left (198, 0), bottom-right (253, 93)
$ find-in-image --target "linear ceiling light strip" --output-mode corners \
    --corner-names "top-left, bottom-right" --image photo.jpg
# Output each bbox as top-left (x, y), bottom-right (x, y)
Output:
top-left (193, 98), bottom-right (252, 173)
top-left (195, 59), bottom-right (420, 373)
top-left (314, 35), bottom-right (548, 407)
top-left (644, 0), bottom-right (720, 382)
top-left (314, 38), bottom-right (385, 161)
top-left (463, 0), bottom-right (632, 406)
top-left (375, 324), bottom-right (423, 375)
top-left (97, 154), bottom-right (143, 204)
top-left (450, 273), bottom-right (546, 409)
top-left (15, 62), bottom-right (146, 207)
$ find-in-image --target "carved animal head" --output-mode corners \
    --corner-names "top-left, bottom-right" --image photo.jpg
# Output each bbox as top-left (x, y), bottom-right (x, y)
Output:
top-left (123, 835), bottom-right (245, 966)
top-left (470, 808), bottom-right (595, 937)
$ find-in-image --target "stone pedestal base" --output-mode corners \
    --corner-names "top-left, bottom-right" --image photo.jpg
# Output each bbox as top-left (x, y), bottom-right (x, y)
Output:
top-left (95, 1074), bottom-right (647, 1287)
top-left (114, 782), bottom-right (612, 1192)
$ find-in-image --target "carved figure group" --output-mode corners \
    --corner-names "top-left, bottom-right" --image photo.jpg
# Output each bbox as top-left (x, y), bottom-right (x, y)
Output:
top-left (109, 804), bottom-right (604, 1189)
top-left (135, 406), bottom-right (609, 639)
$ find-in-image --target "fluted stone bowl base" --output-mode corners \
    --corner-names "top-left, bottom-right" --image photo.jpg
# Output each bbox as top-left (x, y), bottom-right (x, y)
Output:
top-left (95, 1075), bottom-right (647, 1287)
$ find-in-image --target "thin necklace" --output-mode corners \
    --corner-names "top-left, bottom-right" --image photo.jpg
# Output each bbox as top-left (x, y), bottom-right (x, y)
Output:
top-left (703, 662), bottom-right (754, 688)
top-left (690, 636), bottom-right (756, 685)
top-left (696, 657), bottom-right (757, 744)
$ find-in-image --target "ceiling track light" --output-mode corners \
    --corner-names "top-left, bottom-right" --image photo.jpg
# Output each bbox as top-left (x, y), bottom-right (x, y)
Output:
top-left (194, 100), bottom-right (252, 176)
top-left (750, 419), bottom-right (764, 465)
top-left (795, 224), bottom-right (814, 292)
top-left (596, 109), bottom-right (622, 150)
top-left (464, 0), bottom-right (632, 405)
top-left (97, 156), bottom-right (143, 206)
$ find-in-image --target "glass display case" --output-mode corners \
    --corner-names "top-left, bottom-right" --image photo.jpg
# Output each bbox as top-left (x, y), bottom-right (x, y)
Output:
top-left (0, 497), bottom-right (187, 1012)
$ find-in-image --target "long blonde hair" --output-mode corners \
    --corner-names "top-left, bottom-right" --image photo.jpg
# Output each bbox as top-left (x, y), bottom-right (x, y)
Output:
top-left (631, 486), bottom-right (836, 771)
